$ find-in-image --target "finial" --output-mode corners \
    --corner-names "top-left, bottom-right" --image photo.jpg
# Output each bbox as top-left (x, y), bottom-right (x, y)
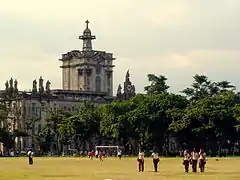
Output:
top-left (85, 20), bottom-right (89, 28)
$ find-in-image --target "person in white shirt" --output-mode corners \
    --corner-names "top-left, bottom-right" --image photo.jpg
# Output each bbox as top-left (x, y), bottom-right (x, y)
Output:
top-left (27, 149), bottom-right (34, 165)
top-left (199, 149), bottom-right (206, 172)
top-left (191, 148), bottom-right (199, 172)
top-left (137, 151), bottom-right (144, 172)
top-left (151, 152), bottom-right (160, 172)
top-left (117, 150), bottom-right (122, 160)
top-left (182, 149), bottom-right (191, 173)
top-left (95, 150), bottom-right (99, 158)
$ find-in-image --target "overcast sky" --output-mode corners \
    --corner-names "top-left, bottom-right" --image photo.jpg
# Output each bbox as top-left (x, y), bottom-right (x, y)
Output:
top-left (0, 0), bottom-right (240, 94)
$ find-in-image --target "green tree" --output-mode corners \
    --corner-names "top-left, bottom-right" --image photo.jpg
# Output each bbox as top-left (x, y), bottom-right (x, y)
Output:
top-left (182, 74), bottom-right (236, 100)
top-left (181, 74), bottom-right (213, 100)
top-left (170, 91), bottom-right (238, 155)
top-left (100, 94), bottom-right (144, 154)
top-left (217, 81), bottom-right (236, 93)
top-left (59, 101), bottom-right (101, 152)
top-left (100, 93), bottom-right (188, 154)
top-left (144, 74), bottom-right (169, 95)
top-left (44, 109), bottom-right (73, 154)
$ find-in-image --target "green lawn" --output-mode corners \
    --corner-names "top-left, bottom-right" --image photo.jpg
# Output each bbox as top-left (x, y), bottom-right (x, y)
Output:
top-left (0, 157), bottom-right (239, 180)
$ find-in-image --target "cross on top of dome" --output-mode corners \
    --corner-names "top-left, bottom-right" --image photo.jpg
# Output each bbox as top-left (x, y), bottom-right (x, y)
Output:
top-left (85, 20), bottom-right (89, 28)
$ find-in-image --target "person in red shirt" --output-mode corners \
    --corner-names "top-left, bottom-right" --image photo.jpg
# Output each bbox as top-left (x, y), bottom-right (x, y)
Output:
top-left (89, 150), bottom-right (94, 160)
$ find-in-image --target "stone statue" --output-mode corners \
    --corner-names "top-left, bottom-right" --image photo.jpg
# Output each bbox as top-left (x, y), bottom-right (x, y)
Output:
top-left (5, 80), bottom-right (9, 91)
top-left (117, 84), bottom-right (122, 96)
top-left (45, 80), bottom-right (51, 94)
top-left (125, 70), bottom-right (130, 82)
top-left (13, 79), bottom-right (18, 96)
top-left (9, 78), bottom-right (13, 89)
top-left (32, 80), bottom-right (37, 94)
top-left (8, 78), bottom-right (14, 97)
top-left (39, 76), bottom-right (44, 94)
top-left (5, 80), bottom-right (9, 97)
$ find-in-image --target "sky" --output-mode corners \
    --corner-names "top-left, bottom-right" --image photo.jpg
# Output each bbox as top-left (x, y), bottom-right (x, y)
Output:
top-left (0, 0), bottom-right (240, 94)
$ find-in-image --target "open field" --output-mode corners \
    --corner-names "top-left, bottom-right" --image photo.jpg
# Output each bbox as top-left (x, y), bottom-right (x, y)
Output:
top-left (0, 157), bottom-right (240, 180)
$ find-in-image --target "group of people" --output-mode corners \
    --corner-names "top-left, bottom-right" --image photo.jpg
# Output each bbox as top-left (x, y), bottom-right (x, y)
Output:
top-left (88, 149), bottom-right (123, 161)
top-left (137, 151), bottom-right (160, 172)
top-left (183, 148), bottom-right (206, 173)
top-left (88, 150), bottom-right (105, 161)
top-left (137, 148), bottom-right (206, 173)
top-left (26, 147), bottom-right (206, 174)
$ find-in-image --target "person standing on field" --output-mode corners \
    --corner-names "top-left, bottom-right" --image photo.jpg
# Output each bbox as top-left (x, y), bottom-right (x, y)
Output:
top-left (99, 150), bottom-right (104, 161)
top-left (191, 149), bottom-right (199, 172)
top-left (151, 152), bottom-right (160, 172)
top-left (117, 150), bottom-right (122, 159)
top-left (199, 149), bottom-right (206, 172)
top-left (137, 151), bottom-right (144, 172)
top-left (27, 149), bottom-right (34, 165)
top-left (95, 149), bottom-right (99, 158)
top-left (89, 150), bottom-right (94, 160)
top-left (182, 149), bottom-right (191, 173)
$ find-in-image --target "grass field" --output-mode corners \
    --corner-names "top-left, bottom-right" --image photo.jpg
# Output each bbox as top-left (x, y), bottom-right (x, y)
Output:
top-left (0, 157), bottom-right (239, 180)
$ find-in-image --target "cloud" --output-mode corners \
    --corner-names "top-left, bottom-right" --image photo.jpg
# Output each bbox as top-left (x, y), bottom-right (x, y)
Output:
top-left (0, 0), bottom-right (240, 95)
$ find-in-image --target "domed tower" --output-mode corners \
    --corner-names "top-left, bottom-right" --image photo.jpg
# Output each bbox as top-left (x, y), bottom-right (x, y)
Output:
top-left (79, 20), bottom-right (96, 51)
top-left (60, 20), bottom-right (115, 96)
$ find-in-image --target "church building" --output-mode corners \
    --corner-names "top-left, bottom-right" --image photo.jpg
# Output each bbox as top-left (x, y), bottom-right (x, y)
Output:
top-left (0, 20), bottom-right (135, 153)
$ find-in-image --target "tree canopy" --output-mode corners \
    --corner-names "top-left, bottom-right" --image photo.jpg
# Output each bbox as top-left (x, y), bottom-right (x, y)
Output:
top-left (3, 73), bottom-right (240, 156)
top-left (36, 74), bottom-right (240, 156)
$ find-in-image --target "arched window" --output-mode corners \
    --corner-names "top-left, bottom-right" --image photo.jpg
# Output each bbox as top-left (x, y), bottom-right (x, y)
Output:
top-left (96, 76), bottom-right (101, 92)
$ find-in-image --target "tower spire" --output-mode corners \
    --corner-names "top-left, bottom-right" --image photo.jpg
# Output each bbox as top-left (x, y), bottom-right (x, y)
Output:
top-left (79, 20), bottom-right (96, 51)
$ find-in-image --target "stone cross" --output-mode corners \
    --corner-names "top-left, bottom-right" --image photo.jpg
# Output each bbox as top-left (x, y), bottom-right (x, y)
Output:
top-left (86, 20), bottom-right (89, 28)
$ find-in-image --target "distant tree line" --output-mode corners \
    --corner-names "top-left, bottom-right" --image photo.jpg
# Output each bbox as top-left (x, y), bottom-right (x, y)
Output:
top-left (1, 74), bottom-right (240, 156)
